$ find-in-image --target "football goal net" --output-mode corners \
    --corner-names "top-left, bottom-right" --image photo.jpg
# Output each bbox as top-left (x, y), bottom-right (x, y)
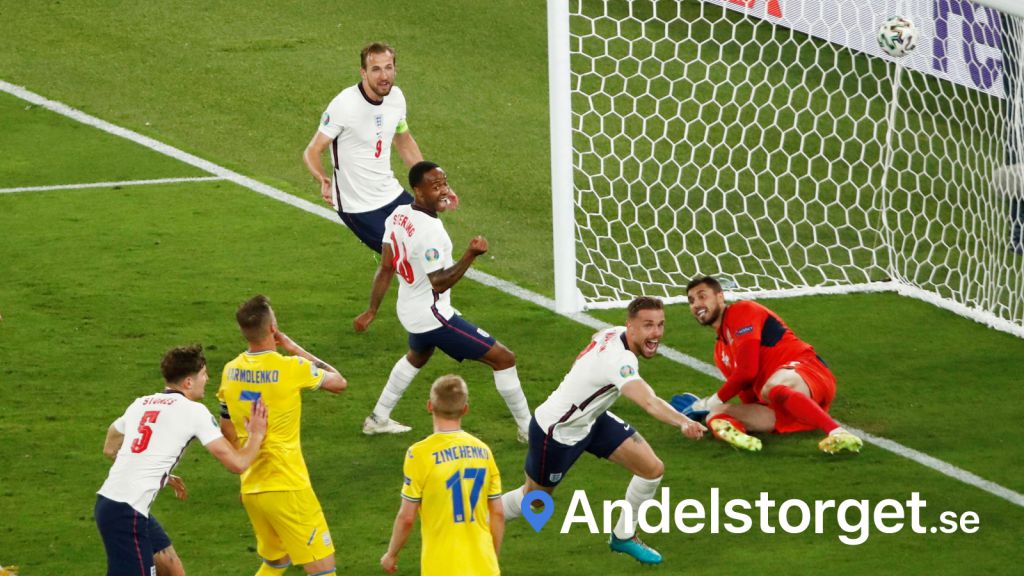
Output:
top-left (547, 0), bottom-right (1024, 338)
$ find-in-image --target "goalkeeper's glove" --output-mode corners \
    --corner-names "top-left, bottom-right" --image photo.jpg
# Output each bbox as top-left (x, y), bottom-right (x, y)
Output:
top-left (691, 392), bottom-right (723, 413)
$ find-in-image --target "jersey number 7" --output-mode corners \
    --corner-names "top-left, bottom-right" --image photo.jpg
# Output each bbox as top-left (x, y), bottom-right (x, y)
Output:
top-left (445, 468), bottom-right (487, 523)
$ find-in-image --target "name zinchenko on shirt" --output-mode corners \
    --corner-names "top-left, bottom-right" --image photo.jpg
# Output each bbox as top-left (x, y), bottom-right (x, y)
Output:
top-left (432, 445), bottom-right (491, 465)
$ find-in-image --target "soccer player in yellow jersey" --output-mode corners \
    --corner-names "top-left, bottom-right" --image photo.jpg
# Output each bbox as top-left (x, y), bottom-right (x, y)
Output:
top-left (381, 375), bottom-right (504, 575)
top-left (218, 295), bottom-right (348, 576)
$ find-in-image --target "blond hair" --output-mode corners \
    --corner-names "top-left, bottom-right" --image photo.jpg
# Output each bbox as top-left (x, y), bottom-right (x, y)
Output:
top-left (430, 374), bottom-right (468, 419)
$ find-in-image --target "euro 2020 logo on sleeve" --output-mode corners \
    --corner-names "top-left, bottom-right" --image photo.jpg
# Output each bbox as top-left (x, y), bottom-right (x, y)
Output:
top-left (425, 248), bottom-right (440, 262)
top-left (620, 365), bottom-right (635, 378)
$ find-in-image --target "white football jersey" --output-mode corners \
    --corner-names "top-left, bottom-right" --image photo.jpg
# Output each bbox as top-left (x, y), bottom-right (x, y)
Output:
top-left (382, 204), bottom-right (458, 334)
top-left (97, 391), bottom-right (222, 516)
top-left (534, 327), bottom-right (642, 444)
top-left (318, 83), bottom-right (408, 213)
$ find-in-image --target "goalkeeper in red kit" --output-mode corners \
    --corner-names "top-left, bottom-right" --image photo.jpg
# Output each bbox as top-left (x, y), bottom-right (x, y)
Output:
top-left (684, 276), bottom-right (863, 454)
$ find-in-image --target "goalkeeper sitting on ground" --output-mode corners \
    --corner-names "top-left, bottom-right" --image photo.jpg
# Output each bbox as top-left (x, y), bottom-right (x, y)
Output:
top-left (677, 276), bottom-right (862, 454)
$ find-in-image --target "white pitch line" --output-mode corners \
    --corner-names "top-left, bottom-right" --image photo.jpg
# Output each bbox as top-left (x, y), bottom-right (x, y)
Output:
top-left (4, 79), bottom-right (1022, 509)
top-left (0, 176), bottom-right (225, 195)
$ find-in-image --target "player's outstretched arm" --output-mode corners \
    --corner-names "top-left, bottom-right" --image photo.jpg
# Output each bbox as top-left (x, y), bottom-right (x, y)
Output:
top-left (102, 425), bottom-right (125, 461)
top-left (393, 130), bottom-right (423, 168)
top-left (488, 498), bottom-right (505, 557)
top-left (355, 244), bottom-right (398, 332)
top-left (273, 330), bottom-right (348, 393)
top-left (622, 379), bottom-right (706, 439)
top-left (427, 236), bottom-right (488, 293)
top-left (381, 499), bottom-right (419, 573)
top-left (206, 399), bottom-right (268, 473)
top-left (303, 131), bottom-right (335, 205)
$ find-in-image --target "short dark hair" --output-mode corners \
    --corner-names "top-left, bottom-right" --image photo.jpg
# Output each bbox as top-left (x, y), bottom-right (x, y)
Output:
top-left (236, 294), bottom-right (273, 343)
top-left (686, 276), bottom-right (723, 294)
top-left (360, 42), bottom-right (395, 69)
top-left (409, 160), bottom-right (441, 190)
top-left (161, 344), bottom-right (206, 384)
top-left (430, 374), bottom-right (468, 419)
top-left (627, 296), bottom-right (664, 318)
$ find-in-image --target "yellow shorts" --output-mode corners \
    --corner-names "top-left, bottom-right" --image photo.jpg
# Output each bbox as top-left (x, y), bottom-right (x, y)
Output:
top-left (241, 488), bottom-right (334, 565)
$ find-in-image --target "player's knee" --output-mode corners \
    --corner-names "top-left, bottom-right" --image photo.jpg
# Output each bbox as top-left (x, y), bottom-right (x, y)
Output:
top-left (707, 403), bottom-right (727, 416)
top-left (639, 457), bottom-right (664, 480)
top-left (492, 345), bottom-right (516, 370)
top-left (154, 548), bottom-right (185, 576)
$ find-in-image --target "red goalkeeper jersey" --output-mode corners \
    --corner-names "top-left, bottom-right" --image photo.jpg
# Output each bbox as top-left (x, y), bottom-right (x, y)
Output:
top-left (714, 300), bottom-right (819, 403)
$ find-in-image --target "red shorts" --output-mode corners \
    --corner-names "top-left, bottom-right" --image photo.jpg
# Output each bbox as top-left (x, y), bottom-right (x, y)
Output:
top-left (762, 357), bottom-right (836, 434)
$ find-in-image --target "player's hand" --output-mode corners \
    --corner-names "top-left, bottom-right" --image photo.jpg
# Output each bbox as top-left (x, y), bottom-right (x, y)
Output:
top-left (354, 310), bottom-right (376, 332)
top-left (245, 398), bottom-right (268, 439)
top-left (680, 416), bottom-right (707, 440)
top-left (467, 235), bottom-right (488, 256)
top-left (273, 330), bottom-right (300, 353)
top-left (380, 552), bottom-right (398, 573)
top-left (320, 177), bottom-right (334, 206)
top-left (166, 475), bottom-right (188, 501)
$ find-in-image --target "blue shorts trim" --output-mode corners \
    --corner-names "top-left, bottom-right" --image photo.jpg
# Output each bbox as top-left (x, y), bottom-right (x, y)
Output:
top-left (408, 314), bottom-right (496, 362)
top-left (524, 412), bottom-right (636, 487)
top-left (95, 494), bottom-right (160, 576)
top-left (337, 191), bottom-right (413, 253)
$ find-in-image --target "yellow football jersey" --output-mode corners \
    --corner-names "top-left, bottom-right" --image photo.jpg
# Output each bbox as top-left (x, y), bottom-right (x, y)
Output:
top-left (401, 430), bottom-right (501, 576)
top-left (217, 350), bottom-right (325, 494)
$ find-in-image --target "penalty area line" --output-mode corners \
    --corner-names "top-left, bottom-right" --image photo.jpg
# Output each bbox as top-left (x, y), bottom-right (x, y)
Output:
top-left (0, 176), bottom-right (225, 195)
top-left (4, 79), bottom-right (1022, 509)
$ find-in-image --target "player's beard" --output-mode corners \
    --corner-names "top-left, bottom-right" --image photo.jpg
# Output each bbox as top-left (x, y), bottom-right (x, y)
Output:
top-left (370, 81), bottom-right (392, 99)
top-left (695, 306), bottom-right (721, 326)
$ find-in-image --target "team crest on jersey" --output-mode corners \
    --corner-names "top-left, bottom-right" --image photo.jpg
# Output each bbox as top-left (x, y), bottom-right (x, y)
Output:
top-left (619, 365), bottom-right (635, 378)
top-left (375, 113), bottom-right (384, 128)
top-left (548, 472), bottom-right (563, 483)
top-left (425, 248), bottom-right (440, 262)
top-left (321, 112), bottom-right (330, 126)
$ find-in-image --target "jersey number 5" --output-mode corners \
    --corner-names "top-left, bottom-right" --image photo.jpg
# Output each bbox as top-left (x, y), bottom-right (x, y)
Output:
top-left (445, 468), bottom-right (487, 523)
top-left (390, 232), bottom-right (415, 284)
top-left (131, 411), bottom-right (160, 453)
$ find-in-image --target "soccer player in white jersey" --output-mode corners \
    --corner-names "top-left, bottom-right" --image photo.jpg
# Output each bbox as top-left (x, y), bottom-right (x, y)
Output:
top-left (303, 42), bottom-right (425, 253)
top-left (95, 345), bottom-right (267, 576)
top-left (353, 161), bottom-right (531, 439)
top-left (499, 297), bottom-right (706, 565)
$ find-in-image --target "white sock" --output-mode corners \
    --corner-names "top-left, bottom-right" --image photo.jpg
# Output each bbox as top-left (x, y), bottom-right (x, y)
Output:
top-left (501, 487), bottom-right (525, 520)
top-left (372, 356), bottom-right (420, 420)
top-left (612, 475), bottom-right (662, 540)
top-left (494, 365), bottom-right (531, 432)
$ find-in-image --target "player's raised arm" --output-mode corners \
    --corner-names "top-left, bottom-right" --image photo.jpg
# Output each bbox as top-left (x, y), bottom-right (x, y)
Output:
top-left (205, 399), bottom-right (268, 474)
top-left (427, 235), bottom-right (487, 293)
top-left (621, 379), bottom-right (706, 439)
top-left (273, 329), bottom-right (348, 393)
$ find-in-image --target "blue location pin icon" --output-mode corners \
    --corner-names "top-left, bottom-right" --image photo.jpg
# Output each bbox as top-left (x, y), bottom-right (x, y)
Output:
top-left (522, 490), bottom-right (554, 533)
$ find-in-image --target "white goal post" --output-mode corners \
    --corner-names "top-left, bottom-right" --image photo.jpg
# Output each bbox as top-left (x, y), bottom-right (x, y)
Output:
top-left (548, 0), bottom-right (1024, 338)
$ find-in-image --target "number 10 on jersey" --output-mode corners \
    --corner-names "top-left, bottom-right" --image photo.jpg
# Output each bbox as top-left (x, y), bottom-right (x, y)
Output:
top-left (445, 468), bottom-right (487, 523)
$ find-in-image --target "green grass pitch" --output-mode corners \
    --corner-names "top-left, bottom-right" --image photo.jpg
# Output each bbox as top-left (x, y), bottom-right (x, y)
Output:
top-left (1, 2), bottom-right (1023, 575)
